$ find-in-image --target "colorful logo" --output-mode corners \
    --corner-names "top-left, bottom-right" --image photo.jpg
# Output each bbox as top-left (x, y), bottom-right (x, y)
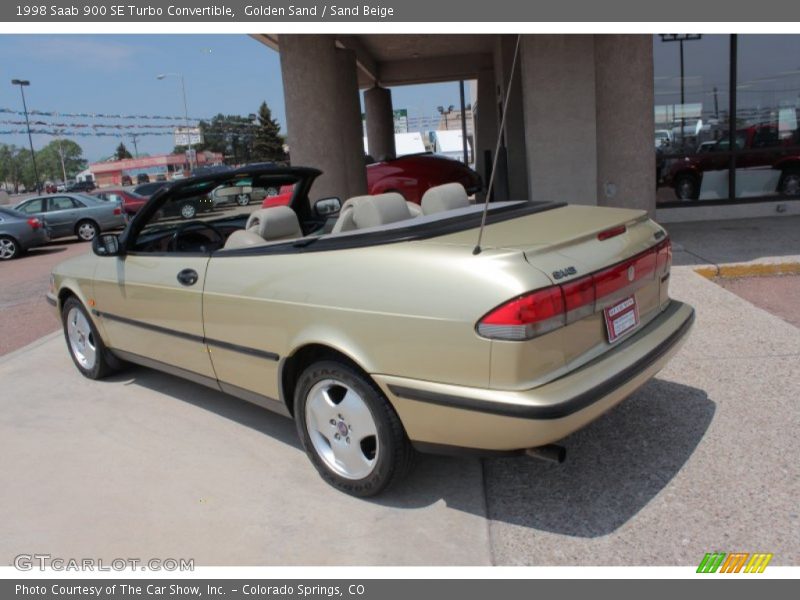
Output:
top-left (697, 552), bottom-right (773, 573)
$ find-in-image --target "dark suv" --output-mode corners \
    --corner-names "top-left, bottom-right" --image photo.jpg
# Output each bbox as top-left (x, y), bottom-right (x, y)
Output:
top-left (65, 180), bottom-right (96, 193)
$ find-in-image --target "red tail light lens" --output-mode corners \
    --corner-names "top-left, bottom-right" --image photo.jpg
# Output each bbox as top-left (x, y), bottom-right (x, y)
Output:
top-left (113, 207), bottom-right (122, 215)
top-left (477, 287), bottom-right (565, 340)
top-left (477, 238), bottom-right (669, 341)
top-left (27, 217), bottom-right (41, 230)
top-left (656, 238), bottom-right (672, 273)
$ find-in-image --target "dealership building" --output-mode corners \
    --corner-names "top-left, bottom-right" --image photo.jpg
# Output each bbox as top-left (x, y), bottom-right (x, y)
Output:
top-left (255, 34), bottom-right (800, 222)
top-left (89, 151), bottom-right (224, 187)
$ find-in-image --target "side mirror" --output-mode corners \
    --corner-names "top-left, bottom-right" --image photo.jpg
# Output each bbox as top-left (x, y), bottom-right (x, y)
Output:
top-left (92, 233), bottom-right (122, 257)
top-left (314, 196), bottom-right (342, 217)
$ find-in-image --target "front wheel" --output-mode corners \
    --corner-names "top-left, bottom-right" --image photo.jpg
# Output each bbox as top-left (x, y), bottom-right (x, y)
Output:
top-left (236, 193), bottom-right (251, 206)
top-left (179, 202), bottom-right (197, 220)
top-left (76, 219), bottom-right (99, 241)
top-left (61, 297), bottom-right (121, 379)
top-left (295, 360), bottom-right (414, 497)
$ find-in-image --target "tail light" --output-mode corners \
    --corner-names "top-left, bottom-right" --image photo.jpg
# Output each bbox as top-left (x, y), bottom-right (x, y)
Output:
top-left (597, 225), bottom-right (626, 241)
top-left (27, 217), bottom-right (41, 230)
top-left (477, 238), bottom-right (670, 341)
top-left (113, 206), bottom-right (122, 215)
top-left (656, 238), bottom-right (672, 274)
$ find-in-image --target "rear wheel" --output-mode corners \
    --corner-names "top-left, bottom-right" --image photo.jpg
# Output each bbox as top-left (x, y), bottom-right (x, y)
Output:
top-left (778, 168), bottom-right (800, 197)
top-left (61, 297), bottom-right (121, 380)
top-left (295, 360), bottom-right (414, 496)
top-left (75, 219), bottom-right (99, 241)
top-left (673, 174), bottom-right (699, 201)
top-left (236, 193), bottom-right (251, 206)
top-left (0, 235), bottom-right (20, 260)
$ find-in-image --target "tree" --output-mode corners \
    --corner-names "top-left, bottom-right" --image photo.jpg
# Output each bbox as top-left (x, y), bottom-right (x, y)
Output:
top-left (36, 139), bottom-right (86, 182)
top-left (252, 102), bottom-right (286, 162)
top-left (115, 142), bottom-right (133, 161)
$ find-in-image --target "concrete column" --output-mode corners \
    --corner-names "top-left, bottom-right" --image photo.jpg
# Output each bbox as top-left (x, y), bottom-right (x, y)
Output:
top-left (495, 35), bottom-right (529, 200)
top-left (520, 35), bottom-right (598, 205)
top-left (364, 86), bottom-right (396, 161)
top-left (594, 35), bottom-right (656, 215)
top-left (279, 35), bottom-right (367, 203)
top-left (474, 68), bottom-right (498, 202)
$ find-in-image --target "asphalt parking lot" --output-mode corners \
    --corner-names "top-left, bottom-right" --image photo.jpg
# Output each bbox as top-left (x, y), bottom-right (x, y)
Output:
top-left (0, 218), bottom-right (798, 566)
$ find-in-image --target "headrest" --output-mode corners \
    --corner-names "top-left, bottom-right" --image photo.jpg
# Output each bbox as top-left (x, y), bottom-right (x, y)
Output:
top-left (246, 206), bottom-right (302, 241)
top-left (349, 193), bottom-right (411, 229)
top-left (421, 183), bottom-right (470, 215)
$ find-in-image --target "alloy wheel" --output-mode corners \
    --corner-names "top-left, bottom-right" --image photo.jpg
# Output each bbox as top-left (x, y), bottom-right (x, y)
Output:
top-left (0, 237), bottom-right (18, 260)
top-left (66, 307), bottom-right (97, 370)
top-left (77, 222), bottom-right (97, 241)
top-left (304, 379), bottom-right (379, 480)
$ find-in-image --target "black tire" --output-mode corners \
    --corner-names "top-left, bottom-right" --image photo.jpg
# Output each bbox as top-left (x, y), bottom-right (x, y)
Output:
top-left (236, 193), bottom-right (251, 206)
top-left (294, 360), bottom-right (415, 497)
top-left (75, 219), bottom-right (99, 241)
top-left (778, 168), bottom-right (800, 197)
top-left (0, 235), bottom-right (20, 260)
top-left (673, 173), bottom-right (699, 201)
top-left (179, 202), bottom-right (197, 220)
top-left (61, 296), bottom-right (122, 380)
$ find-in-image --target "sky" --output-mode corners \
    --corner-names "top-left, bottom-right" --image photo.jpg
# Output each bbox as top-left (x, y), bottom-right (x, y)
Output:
top-left (0, 34), bottom-right (466, 163)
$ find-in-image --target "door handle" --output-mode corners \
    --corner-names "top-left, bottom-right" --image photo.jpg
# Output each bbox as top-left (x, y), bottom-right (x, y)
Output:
top-left (177, 269), bottom-right (199, 286)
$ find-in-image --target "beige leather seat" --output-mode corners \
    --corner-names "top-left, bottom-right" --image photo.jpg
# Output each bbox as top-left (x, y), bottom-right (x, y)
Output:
top-left (420, 182), bottom-right (470, 215)
top-left (331, 192), bottom-right (419, 234)
top-left (224, 206), bottom-right (303, 249)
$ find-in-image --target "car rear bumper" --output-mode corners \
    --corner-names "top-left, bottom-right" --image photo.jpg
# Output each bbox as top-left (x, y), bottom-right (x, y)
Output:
top-left (374, 300), bottom-right (694, 453)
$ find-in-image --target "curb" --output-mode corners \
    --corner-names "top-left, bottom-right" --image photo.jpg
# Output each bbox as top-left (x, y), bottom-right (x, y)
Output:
top-left (0, 330), bottom-right (61, 366)
top-left (693, 261), bottom-right (800, 280)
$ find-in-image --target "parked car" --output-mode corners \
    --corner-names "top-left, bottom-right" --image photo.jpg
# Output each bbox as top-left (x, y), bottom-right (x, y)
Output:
top-left (49, 165), bottom-right (693, 496)
top-left (211, 177), bottom-right (278, 207)
top-left (366, 152), bottom-right (481, 203)
top-left (0, 206), bottom-right (49, 260)
top-left (262, 154), bottom-right (482, 209)
top-left (132, 181), bottom-right (170, 198)
top-left (45, 183), bottom-right (58, 194)
top-left (91, 188), bottom-right (149, 216)
top-left (665, 124), bottom-right (800, 200)
top-left (14, 193), bottom-right (125, 241)
top-left (65, 180), bottom-right (96, 193)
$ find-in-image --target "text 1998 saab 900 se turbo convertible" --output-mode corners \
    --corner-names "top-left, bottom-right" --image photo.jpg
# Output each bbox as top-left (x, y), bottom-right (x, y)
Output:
top-left (47, 165), bottom-right (694, 496)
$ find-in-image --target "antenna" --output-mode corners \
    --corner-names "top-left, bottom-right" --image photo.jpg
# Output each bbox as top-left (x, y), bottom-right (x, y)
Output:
top-left (473, 34), bottom-right (522, 255)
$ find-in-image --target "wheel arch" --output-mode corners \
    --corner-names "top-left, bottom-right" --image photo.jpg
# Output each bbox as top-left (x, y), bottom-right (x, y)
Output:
top-left (279, 342), bottom-right (375, 417)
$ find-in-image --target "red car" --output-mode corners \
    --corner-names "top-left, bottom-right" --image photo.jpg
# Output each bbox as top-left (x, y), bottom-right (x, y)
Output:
top-left (665, 124), bottom-right (800, 200)
top-left (263, 153), bottom-right (481, 208)
top-left (90, 188), bottom-right (149, 216)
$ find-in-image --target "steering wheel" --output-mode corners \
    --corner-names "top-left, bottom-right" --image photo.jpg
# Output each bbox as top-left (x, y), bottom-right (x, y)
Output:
top-left (168, 220), bottom-right (224, 253)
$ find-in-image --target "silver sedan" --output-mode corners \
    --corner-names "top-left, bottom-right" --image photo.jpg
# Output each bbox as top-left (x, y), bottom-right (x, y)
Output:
top-left (13, 193), bottom-right (127, 242)
top-left (0, 206), bottom-right (50, 260)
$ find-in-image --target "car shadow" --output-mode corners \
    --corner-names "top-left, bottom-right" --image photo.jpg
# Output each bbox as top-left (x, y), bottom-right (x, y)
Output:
top-left (100, 365), bottom-right (302, 450)
top-left (377, 378), bottom-right (714, 537)
top-left (98, 367), bottom-right (712, 536)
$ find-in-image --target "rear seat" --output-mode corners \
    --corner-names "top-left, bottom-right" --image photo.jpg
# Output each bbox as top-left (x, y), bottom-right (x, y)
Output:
top-left (420, 182), bottom-right (470, 215)
top-left (331, 192), bottom-right (420, 234)
top-left (224, 206), bottom-right (303, 249)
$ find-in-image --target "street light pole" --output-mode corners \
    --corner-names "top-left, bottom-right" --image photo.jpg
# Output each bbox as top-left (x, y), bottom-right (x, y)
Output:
top-left (11, 79), bottom-right (41, 193)
top-left (157, 72), bottom-right (194, 172)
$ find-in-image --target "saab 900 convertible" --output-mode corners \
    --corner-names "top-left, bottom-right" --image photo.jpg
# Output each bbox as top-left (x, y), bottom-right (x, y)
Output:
top-left (48, 165), bottom-right (694, 496)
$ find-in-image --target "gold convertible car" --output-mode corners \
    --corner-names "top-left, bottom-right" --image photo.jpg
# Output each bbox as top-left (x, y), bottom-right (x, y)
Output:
top-left (48, 165), bottom-right (694, 496)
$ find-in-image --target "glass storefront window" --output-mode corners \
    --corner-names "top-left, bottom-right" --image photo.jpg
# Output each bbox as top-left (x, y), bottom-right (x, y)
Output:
top-left (735, 35), bottom-right (800, 199)
top-left (654, 34), bottom-right (800, 205)
top-left (653, 34), bottom-right (731, 205)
